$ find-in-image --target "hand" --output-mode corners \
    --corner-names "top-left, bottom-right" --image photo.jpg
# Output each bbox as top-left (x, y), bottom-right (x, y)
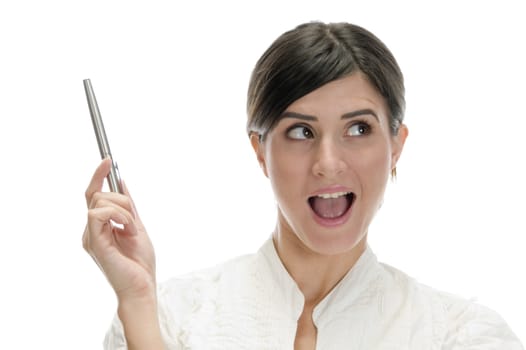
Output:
top-left (83, 158), bottom-right (157, 302)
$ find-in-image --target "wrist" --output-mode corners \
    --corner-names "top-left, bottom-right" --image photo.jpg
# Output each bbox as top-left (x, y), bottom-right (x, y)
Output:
top-left (115, 278), bottom-right (157, 304)
top-left (117, 285), bottom-right (159, 324)
top-left (117, 292), bottom-right (164, 350)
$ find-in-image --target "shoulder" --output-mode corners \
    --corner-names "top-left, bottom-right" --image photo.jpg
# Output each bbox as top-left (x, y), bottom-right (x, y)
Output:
top-left (434, 290), bottom-right (523, 349)
top-left (378, 263), bottom-right (523, 349)
top-left (159, 251), bottom-right (258, 306)
top-left (156, 252), bottom-right (260, 347)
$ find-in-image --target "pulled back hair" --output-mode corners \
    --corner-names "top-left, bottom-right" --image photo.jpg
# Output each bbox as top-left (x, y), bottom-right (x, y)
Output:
top-left (247, 21), bottom-right (405, 140)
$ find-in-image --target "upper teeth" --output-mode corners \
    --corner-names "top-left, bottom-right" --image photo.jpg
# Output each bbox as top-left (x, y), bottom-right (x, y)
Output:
top-left (317, 191), bottom-right (350, 199)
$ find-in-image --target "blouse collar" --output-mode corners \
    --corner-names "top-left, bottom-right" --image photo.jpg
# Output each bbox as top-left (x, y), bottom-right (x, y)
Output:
top-left (258, 236), bottom-right (382, 326)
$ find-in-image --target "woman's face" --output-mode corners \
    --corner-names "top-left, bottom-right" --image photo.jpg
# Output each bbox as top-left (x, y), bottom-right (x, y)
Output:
top-left (251, 72), bottom-right (408, 255)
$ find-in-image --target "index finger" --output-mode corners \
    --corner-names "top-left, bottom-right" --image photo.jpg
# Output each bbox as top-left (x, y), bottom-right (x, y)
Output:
top-left (85, 158), bottom-right (112, 206)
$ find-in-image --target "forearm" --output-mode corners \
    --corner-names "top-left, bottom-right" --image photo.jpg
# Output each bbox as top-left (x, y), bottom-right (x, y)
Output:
top-left (117, 293), bottom-right (165, 350)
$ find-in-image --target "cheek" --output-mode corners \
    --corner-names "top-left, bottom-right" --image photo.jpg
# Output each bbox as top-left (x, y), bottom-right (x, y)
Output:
top-left (357, 145), bottom-right (391, 194)
top-left (266, 144), bottom-right (309, 198)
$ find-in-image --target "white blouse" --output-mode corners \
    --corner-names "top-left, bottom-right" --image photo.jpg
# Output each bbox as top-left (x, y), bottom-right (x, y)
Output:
top-left (104, 238), bottom-right (523, 349)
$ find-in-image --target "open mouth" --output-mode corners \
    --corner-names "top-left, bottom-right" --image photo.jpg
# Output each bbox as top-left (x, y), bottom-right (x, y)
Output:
top-left (308, 191), bottom-right (355, 220)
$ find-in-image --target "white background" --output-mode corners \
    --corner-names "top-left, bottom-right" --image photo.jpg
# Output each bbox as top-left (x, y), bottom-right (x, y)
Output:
top-left (0, 0), bottom-right (524, 348)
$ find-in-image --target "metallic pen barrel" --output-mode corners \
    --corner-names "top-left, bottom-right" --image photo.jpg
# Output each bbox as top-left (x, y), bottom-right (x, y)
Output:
top-left (84, 79), bottom-right (123, 194)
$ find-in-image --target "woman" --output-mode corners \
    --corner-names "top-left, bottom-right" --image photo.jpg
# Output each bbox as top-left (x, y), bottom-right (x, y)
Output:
top-left (83, 21), bottom-right (523, 349)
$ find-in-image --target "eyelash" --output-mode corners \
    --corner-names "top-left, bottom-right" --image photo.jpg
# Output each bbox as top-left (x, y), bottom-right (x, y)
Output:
top-left (347, 120), bottom-right (373, 136)
top-left (286, 124), bottom-right (314, 140)
top-left (285, 120), bottom-right (373, 140)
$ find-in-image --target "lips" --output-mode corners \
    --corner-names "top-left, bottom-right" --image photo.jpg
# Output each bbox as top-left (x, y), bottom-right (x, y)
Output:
top-left (308, 191), bottom-right (355, 220)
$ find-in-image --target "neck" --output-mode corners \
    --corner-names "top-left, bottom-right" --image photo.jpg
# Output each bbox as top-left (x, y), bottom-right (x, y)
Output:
top-left (272, 219), bottom-right (367, 307)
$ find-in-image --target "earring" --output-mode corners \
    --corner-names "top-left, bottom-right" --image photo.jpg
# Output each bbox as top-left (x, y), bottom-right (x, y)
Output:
top-left (391, 167), bottom-right (397, 180)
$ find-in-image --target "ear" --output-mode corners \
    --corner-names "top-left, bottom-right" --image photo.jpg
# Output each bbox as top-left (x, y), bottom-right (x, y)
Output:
top-left (390, 124), bottom-right (409, 172)
top-left (250, 132), bottom-right (269, 178)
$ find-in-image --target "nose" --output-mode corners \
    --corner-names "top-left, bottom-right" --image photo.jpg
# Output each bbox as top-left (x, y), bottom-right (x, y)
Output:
top-left (311, 138), bottom-right (348, 178)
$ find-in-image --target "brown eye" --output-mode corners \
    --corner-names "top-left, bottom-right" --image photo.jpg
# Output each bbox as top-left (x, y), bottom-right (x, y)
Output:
top-left (347, 123), bottom-right (371, 136)
top-left (287, 125), bottom-right (314, 140)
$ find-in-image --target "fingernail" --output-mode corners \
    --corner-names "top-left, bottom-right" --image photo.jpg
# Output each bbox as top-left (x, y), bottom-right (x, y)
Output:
top-left (110, 220), bottom-right (125, 230)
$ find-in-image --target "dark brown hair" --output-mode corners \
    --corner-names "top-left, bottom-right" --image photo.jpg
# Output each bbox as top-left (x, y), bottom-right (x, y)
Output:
top-left (247, 21), bottom-right (405, 140)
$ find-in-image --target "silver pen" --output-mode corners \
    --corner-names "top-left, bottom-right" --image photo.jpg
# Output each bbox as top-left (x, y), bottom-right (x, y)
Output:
top-left (84, 79), bottom-right (123, 194)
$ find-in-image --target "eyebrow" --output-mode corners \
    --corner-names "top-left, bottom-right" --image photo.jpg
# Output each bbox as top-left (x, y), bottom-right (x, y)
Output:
top-left (281, 109), bottom-right (379, 122)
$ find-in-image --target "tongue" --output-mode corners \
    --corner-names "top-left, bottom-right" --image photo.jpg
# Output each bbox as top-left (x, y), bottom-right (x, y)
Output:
top-left (310, 196), bottom-right (350, 219)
